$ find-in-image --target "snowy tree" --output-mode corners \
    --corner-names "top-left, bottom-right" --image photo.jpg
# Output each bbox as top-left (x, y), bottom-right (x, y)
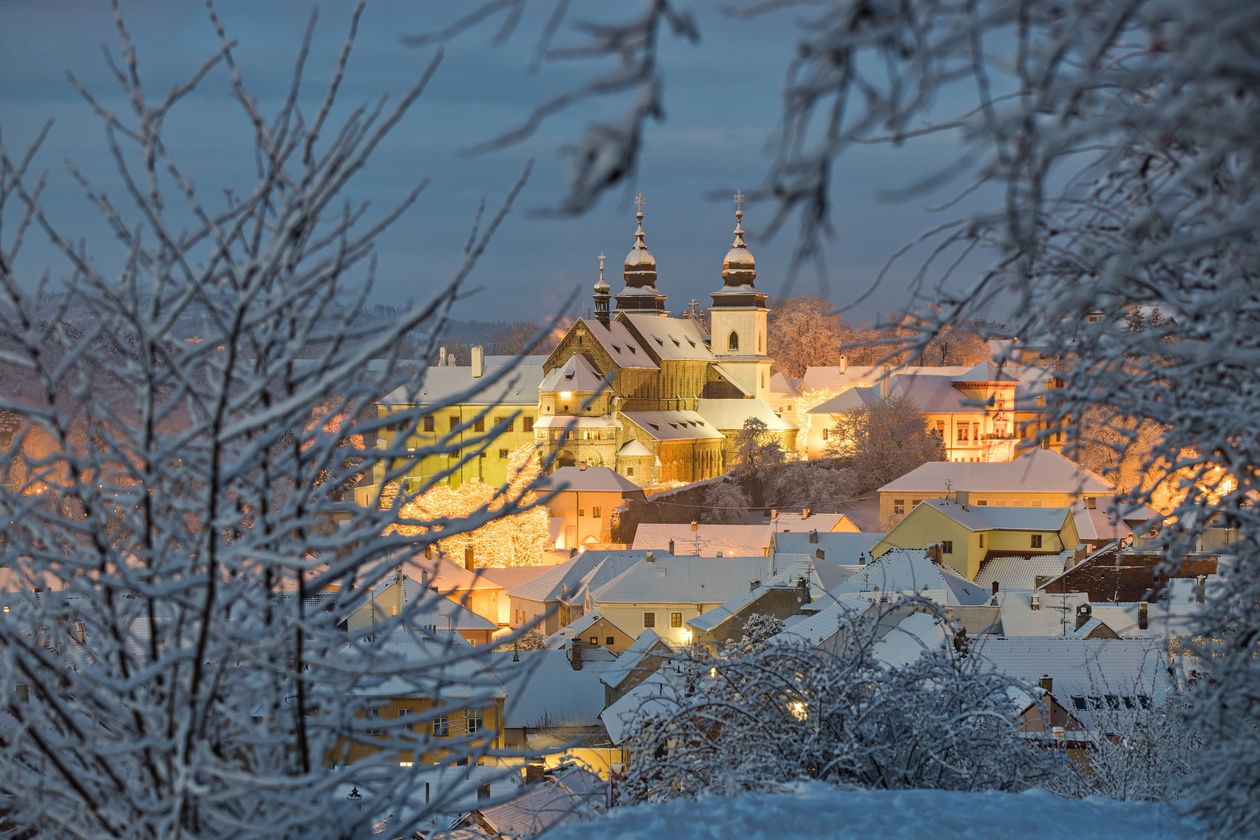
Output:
top-left (617, 603), bottom-right (1063, 804)
top-left (826, 393), bottom-right (945, 496)
top-left (732, 417), bottom-right (785, 478)
top-left (0, 7), bottom-right (531, 838)
top-left (700, 480), bottom-right (751, 525)
top-left (766, 295), bottom-right (847, 377)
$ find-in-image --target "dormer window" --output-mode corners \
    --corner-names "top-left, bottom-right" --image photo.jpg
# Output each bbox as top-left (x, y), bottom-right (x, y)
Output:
top-left (728, 331), bottom-right (739, 351)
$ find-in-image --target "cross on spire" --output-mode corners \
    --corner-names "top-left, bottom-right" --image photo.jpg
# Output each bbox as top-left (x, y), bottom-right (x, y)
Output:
top-left (733, 190), bottom-right (744, 215)
top-left (635, 192), bottom-right (645, 215)
top-left (598, 252), bottom-right (606, 270)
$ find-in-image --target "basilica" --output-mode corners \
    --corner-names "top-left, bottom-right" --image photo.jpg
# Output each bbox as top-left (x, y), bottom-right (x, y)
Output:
top-left (535, 195), bottom-right (796, 486)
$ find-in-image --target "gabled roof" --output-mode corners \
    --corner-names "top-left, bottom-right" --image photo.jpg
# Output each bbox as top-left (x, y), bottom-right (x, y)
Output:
top-left (379, 360), bottom-right (544, 407)
top-left (829, 549), bottom-right (990, 605)
top-left (621, 410), bottom-right (724, 442)
top-left (567, 318), bottom-right (658, 371)
top-left (601, 669), bottom-right (680, 744)
top-left (490, 649), bottom-right (617, 729)
top-left (908, 499), bottom-right (1072, 535)
top-left (879, 449), bottom-right (1114, 495)
top-left (696, 398), bottom-right (797, 432)
top-left (772, 531), bottom-right (885, 563)
top-left (872, 611), bottom-right (947, 667)
top-left (508, 550), bottom-right (646, 604)
top-left (620, 313), bottom-right (714, 362)
top-left (472, 766), bottom-right (603, 836)
top-left (537, 465), bottom-right (645, 495)
top-left (591, 554), bottom-right (774, 606)
top-left (633, 523), bottom-right (772, 557)
top-left (351, 574), bottom-right (498, 632)
top-left (768, 371), bottom-right (800, 398)
top-left (601, 628), bottom-right (671, 690)
top-left (975, 552), bottom-right (1072, 592)
top-left (540, 353), bottom-right (610, 393)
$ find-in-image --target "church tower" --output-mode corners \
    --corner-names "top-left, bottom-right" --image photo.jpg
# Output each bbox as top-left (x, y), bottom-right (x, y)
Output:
top-left (613, 194), bottom-right (668, 315)
top-left (593, 252), bottom-right (611, 324)
top-left (709, 191), bottom-right (771, 400)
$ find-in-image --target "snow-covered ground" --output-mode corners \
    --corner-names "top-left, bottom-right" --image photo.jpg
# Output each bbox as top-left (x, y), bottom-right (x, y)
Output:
top-left (546, 784), bottom-right (1201, 839)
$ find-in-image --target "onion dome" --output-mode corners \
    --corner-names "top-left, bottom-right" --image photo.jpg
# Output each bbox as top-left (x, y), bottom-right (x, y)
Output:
top-left (721, 192), bottom-right (757, 287)
top-left (623, 193), bottom-right (658, 289)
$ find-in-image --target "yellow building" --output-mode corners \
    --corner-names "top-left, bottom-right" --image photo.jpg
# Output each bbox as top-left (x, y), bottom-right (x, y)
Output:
top-left (374, 347), bottom-right (544, 493)
top-left (871, 498), bottom-right (1081, 581)
top-left (877, 449), bottom-right (1113, 527)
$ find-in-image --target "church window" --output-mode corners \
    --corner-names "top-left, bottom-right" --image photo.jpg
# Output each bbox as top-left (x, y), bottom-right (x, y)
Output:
top-left (728, 331), bottom-right (739, 351)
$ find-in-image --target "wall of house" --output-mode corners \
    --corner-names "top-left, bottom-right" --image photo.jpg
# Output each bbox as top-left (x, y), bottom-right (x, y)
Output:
top-left (879, 490), bottom-right (1104, 527)
top-left (594, 600), bottom-right (718, 648)
top-left (573, 616), bottom-right (637, 654)
top-left (871, 507), bottom-right (979, 579)
top-left (379, 401), bottom-right (538, 492)
top-left (548, 489), bottom-right (625, 549)
top-left (336, 696), bottom-right (503, 767)
top-left (509, 596), bottom-right (560, 635)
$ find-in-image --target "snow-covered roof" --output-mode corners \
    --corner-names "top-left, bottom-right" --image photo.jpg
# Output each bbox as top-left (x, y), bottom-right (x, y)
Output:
top-left (571, 318), bottom-right (659, 371)
top-left (351, 574), bottom-right (498, 632)
top-left (772, 531), bottom-right (885, 563)
top-left (975, 552), bottom-right (1071, 592)
top-left (380, 360), bottom-right (544, 407)
top-left (540, 353), bottom-right (610, 393)
top-left (830, 549), bottom-right (990, 605)
top-left (508, 550), bottom-right (646, 604)
top-left (871, 611), bottom-right (947, 667)
top-left (600, 668), bottom-right (681, 744)
top-left (696, 398), bottom-right (797, 432)
top-left (621, 410), bottom-right (724, 441)
top-left (768, 371), bottom-right (800, 398)
top-left (533, 414), bottom-right (620, 429)
top-left (617, 439), bottom-right (654, 458)
top-left (621, 313), bottom-right (714, 362)
top-left (773, 597), bottom-right (874, 647)
top-left (537, 465), bottom-right (644, 495)
top-left (601, 628), bottom-right (670, 690)
top-left (491, 649), bottom-right (617, 729)
top-left (633, 523), bottom-right (772, 557)
top-left (591, 554), bottom-right (775, 606)
top-left (879, 449), bottom-right (1114, 495)
top-left (474, 768), bottom-right (603, 837)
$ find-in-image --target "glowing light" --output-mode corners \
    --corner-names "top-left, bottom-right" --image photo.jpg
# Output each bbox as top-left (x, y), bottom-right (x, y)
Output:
top-left (789, 701), bottom-right (808, 721)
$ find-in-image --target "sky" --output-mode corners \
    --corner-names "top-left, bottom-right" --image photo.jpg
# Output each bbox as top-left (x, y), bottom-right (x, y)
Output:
top-left (0, 1), bottom-right (989, 326)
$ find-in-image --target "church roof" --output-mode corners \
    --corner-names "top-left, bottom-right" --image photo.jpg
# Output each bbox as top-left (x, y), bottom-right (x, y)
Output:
top-left (540, 353), bottom-right (609, 393)
top-left (696, 398), bottom-right (797, 432)
top-left (620, 313), bottom-right (713, 361)
top-left (574, 318), bottom-right (658, 371)
top-left (621, 410), bottom-right (724, 441)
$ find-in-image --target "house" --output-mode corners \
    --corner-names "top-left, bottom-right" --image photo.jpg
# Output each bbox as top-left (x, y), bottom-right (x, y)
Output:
top-left (876, 449), bottom-right (1114, 527)
top-left (588, 552), bottom-right (819, 647)
top-left (345, 571), bottom-right (499, 645)
top-left (770, 530), bottom-right (885, 565)
top-left (506, 550), bottom-right (646, 635)
top-left (492, 646), bottom-right (623, 775)
top-left (452, 762), bottom-right (607, 839)
top-left (1038, 541), bottom-right (1218, 604)
top-left (544, 611), bottom-right (638, 655)
top-left (871, 499), bottom-right (1082, 581)
top-left (600, 628), bottom-right (673, 707)
top-left (687, 579), bottom-right (815, 653)
top-left (336, 634), bottom-right (505, 767)
top-left (535, 465), bottom-right (646, 550)
top-left (824, 548), bottom-right (991, 606)
top-left (374, 350), bottom-right (545, 493)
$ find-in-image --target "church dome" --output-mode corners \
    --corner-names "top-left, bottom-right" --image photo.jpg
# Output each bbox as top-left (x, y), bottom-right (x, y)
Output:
top-left (623, 195), bottom-right (658, 288)
top-left (721, 199), bottom-right (756, 286)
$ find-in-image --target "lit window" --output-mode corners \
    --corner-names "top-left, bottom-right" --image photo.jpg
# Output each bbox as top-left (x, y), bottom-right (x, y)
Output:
top-left (590, 636), bottom-right (599, 645)
top-left (671, 612), bottom-right (682, 628)
top-left (893, 499), bottom-right (905, 516)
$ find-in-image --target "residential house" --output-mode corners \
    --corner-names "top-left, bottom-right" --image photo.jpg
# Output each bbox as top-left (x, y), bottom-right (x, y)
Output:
top-left (871, 499), bottom-right (1082, 581)
top-left (632, 521), bottom-right (773, 557)
top-left (507, 550), bottom-right (646, 635)
top-left (535, 465), bottom-right (646, 550)
top-left (346, 571), bottom-right (498, 645)
top-left (452, 763), bottom-right (607, 838)
top-left (545, 611), bottom-right (638, 655)
top-left (600, 628), bottom-right (673, 708)
top-left (876, 449), bottom-right (1114, 527)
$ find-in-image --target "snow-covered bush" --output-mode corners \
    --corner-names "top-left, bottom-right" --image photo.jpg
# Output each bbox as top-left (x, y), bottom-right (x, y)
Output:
top-left (617, 604), bottom-right (1064, 803)
top-left (0, 7), bottom-right (530, 838)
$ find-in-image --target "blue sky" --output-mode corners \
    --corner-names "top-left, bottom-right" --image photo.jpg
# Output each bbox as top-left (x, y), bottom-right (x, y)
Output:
top-left (0, 1), bottom-right (989, 325)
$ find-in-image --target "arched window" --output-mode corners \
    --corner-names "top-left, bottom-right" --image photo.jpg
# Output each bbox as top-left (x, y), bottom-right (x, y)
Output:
top-left (728, 331), bottom-right (739, 351)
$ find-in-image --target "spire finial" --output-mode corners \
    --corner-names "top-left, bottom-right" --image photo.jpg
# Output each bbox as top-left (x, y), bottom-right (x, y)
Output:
top-left (598, 251), bottom-right (606, 282)
top-left (635, 192), bottom-right (645, 217)
top-left (733, 190), bottom-right (744, 218)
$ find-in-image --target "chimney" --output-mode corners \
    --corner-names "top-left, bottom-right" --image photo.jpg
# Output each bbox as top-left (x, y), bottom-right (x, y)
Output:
top-left (471, 345), bottom-right (484, 379)
top-left (421, 569), bottom-right (430, 589)
top-left (815, 548), bottom-right (825, 561)
top-left (716, 551), bottom-right (723, 558)
top-left (645, 551), bottom-right (655, 564)
top-left (858, 552), bottom-right (866, 566)
top-left (439, 346), bottom-right (447, 366)
top-left (927, 544), bottom-right (941, 564)
top-left (1196, 575), bottom-right (1207, 604)
top-left (880, 366), bottom-right (892, 400)
top-left (770, 509), bottom-right (778, 520)
top-left (838, 355), bottom-right (847, 375)
top-left (425, 543), bottom-right (434, 560)
top-left (569, 637), bottom-right (583, 670)
top-left (69, 620), bottom-right (86, 645)
top-left (809, 529), bottom-right (818, 544)
top-left (464, 544), bottom-right (475, 572)
top-left (991, 581), bottom-right (1000, 597)
top-left (668, 539), bottom-right (675, 555)
top-left (802, 508), bottom-right (811, 520)
top-left (1075, 602), bottom-right (1093, 631)
top-left (797, 576), bottom-right (811, 605)
top-left (1039, 674), bottom-right (1053, 695)
top-left (749, 579), bottom-right (760, 592)
top-left (1138, 601), bottom-right (1149, 630)
top-left (690, 520), bottom-right (698, 532)
top-left (1031, 593), bottom-right (1041, 611)
top-left (523, 765), bottom-right (546, 785)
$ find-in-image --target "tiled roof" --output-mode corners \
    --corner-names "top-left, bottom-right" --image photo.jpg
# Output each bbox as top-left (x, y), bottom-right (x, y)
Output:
top-left (591, 554), bottom-right (775, 606)
top-left (620, 313), bottom-right (714, 362)
top-left (490, 649), bottom-right (617, 729)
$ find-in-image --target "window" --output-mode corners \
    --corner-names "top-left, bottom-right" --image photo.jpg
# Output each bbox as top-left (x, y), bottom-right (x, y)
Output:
top-left (1072, 695), bottom-right (1087, 711)
top-left (606, 636), bottom-right (615, 645)
top-left (1031, 534), bottom-right (1043, 548)
top-left (671, 612), bottom-right (683, 628)
top-left (728, 331), bottom-right (739, 351)
top-left (592, 506), bottom-right (601, 518)
top-left (590, 636), bottom-right (599, 645)
top-left (495, 415), bottom-right (508, 430)
top-left (499, 448), bottom-right (509, 459)
top-left (979, 534), bottom-right (984, 548)
top-left (579, 509), bottom-right (585, 518)
top-left (522, 416), bottom-right (534, 432)
top-left (432, 715), bottom-right (449, 737)
top-left (941, 540), bottom-right (953, 554)
top-left (467, 708), bottom-right (483, 734)
top-left (976, 500), bottom-right (988, 506)
top-left (957, 426), bottom-right (969, 442)
top-left (398, 708), bottom-right (413, 730)
top-left (822, 428), bottom-right (829, 441)
top-left (893, 499), bottom-right (905, 516)
top-left (626, 467), bottom-right (635, 477)
top-left (366, 707), bottom-right (382, 735)
top-left (423, 416), bottom-right (435, 432)
top-left (449, 414), bottom-right (459, 432)
top-left (474, 416), bottom-right (485, 432)
top-left (1085, 312), bottom-right (1103, 324)
top-left (643, 612), bottom-right (656, 629)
